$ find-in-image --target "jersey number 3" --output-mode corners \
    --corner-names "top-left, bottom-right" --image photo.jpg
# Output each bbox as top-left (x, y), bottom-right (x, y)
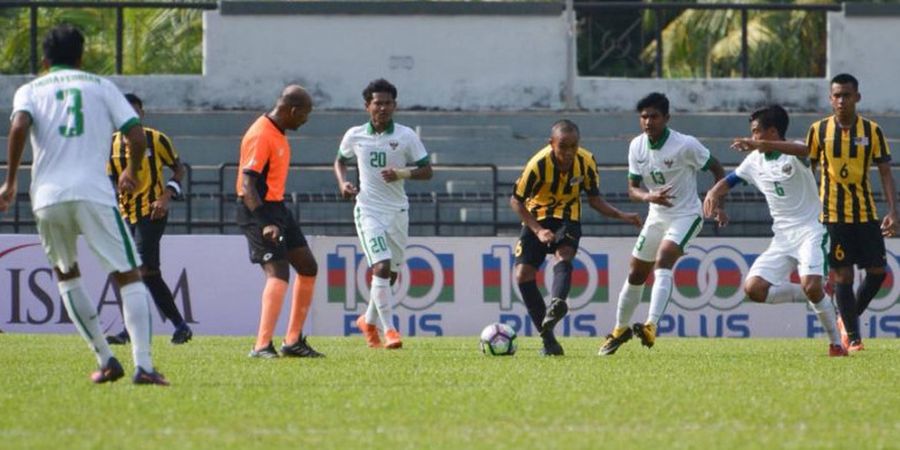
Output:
top-left (56, 88), bottom-right (84, 137)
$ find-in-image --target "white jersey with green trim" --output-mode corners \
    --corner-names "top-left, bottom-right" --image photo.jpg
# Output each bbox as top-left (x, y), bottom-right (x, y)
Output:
top-left (11, 68), bottom-right (138, 211)
top-left (734, 148), bottom-right (821, 233)
top-left (338, 122), bottom-right (429, 212)
top-left (627, 128), bottom-right (711, 219)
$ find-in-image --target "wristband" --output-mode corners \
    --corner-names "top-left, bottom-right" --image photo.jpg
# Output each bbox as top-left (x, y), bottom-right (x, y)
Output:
top-left (166, 180), bottom-right (182, 199)
top-left (395, 168), bottom-right (412, 179)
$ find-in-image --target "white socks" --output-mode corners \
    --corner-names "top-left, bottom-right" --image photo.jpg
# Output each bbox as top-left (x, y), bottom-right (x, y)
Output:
top-left (647, 269), bottom-right (673, 325)
top-left (59, 278), bottom-right (114, 367)
top-left (765, 283), bottom-right (805, 304)
top-left (370, 276), bottom-right (395, 331)
top-left (809, 298), bottom-right (842, 346)
top-left (615, 283), bottom-right (644, 329)
top-left (365, 297), bottom-right (379, 326)
top-left (120, 281), bottom-right (155, 372)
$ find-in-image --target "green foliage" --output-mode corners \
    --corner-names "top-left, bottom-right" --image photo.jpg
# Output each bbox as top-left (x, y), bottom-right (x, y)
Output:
top-left (0, 6), bottom-right (202, 75)
top-left (2, 334), bottom-right (899, 449)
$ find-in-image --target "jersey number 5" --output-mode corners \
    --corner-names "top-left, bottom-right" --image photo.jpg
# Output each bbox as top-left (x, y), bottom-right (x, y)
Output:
top-left (56, 88), bottom-right (84, 137)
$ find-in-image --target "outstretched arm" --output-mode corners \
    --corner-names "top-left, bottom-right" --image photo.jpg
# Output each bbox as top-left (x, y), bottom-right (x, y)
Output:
top-left (731, 139), bottom-right (810, 158)
top-left (586, 194), bottom-right (642, 228)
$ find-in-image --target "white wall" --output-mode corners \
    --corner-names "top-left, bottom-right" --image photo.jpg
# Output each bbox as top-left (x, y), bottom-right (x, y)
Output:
top-left (1, 4), bottom-right (899, 112)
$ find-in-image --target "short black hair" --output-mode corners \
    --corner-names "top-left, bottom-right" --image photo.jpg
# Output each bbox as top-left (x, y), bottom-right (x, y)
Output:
top-left (42, 24), bottom-right (84, 67)
top-left (363, 78), bottom-right (398, 103)
top-left (750, 105), bottom-right (789, 139)
top-left (551, 119), bottom-right (580, 137)
top-left (831, 73), bottom-right (859, 91)
top-left (125, 93), bottom-right (143, 109)
top-left (636, 92), bottom-right (669, 116)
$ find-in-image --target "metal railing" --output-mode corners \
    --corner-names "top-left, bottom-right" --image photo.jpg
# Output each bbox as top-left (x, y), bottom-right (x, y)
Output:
top-left (0, 1), bottom-right (218, 75)
top-left (7, 162), bottom-right (898, 237)
top-left (574, 1), bottom-right (841, 78)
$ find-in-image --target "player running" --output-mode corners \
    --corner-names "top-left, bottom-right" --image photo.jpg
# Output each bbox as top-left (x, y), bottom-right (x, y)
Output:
top-left (599, 92), bottom-right (726, 355)
top-left (703, 105), bottom-right (846, 356)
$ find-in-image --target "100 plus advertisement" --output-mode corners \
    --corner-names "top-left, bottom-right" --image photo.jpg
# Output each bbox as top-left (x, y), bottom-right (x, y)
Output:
top-left (2, 235), bottom-right (900, 338)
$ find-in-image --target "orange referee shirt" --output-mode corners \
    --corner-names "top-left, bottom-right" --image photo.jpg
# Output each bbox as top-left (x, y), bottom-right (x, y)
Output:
top-left (236, 115), bottom-right (291, 202)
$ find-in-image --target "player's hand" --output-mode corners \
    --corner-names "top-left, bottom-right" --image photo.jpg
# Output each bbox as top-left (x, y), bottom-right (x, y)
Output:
top-left (149, 195), bottom-right (169, 220)
top-left (339, 181), bottom-right (359, 199)
top-left (0, 182), bottom-right (16, 212)
top-left (714, 207), bottom-right (729, 228)
top-left (702, 192), bottom-right (721, 219)
top-left (731, 138), bottom-right (761, 153)
top-left (118, 170), bottom-right (138, 194)
top-left (620, 212), bottom-right (643, 228)
top-left (536, 228), bottom-right (554, 245)
top-left (646, 185), bottom-right (675, 207)
top-left (262, 224), bottom-right (281, 243)
top-left (381, 168), bottom-right (399, 182)
top-left (881, 212), bottom-right (897, 237)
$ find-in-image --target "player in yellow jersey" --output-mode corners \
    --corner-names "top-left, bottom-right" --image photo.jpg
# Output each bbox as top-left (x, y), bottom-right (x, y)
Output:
top-left (106, 94), bottom-right (192, 345)
top-left (807, 73), bottom-right (897, 352)
top-left (511, 120), bottom-right (642, 356)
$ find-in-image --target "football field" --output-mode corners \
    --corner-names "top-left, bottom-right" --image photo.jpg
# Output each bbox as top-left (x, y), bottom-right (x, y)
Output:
top-left (2, 334), bottom-right (898, 449)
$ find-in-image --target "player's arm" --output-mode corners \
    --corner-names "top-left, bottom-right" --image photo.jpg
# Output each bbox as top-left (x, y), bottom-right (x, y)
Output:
top-left (510, 195), bottom-right (553, 244)
top-left (0, 111), bottom-right (32, 212)
top-left (150, 157), bottom-right (186, 220)
top-left (702, 156), bottom-right (728, 226)
top-left (877, 160), bottom-right (897, 237)
top-left (118, 123), bottom-right (147, 195)
top-left (731, 139), bottom-right (810, 158)
top-left (703, 173), bottom-right (743, 227)
top-left (586, 194), bottom-right (642, 228)
top-left (241, 171), bottom-right (280, 242)
top-left (383, 163), bottom-right (432, 182)
top-left (334, 156), bottom-right (359, 198)
top-left (627, 178), bottom-right (674, 207)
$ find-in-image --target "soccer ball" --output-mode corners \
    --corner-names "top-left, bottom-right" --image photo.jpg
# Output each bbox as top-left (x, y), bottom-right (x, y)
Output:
top-left (480, 323), bottom-right (518, 356)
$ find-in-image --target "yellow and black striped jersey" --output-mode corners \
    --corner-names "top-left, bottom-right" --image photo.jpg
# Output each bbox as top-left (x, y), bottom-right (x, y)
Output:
top-left (512, 145), bottom-right (600, 222)
top-left (108, 127), bottom-right (180, 223)
top-left (807, 115), bottom-right (891, 223)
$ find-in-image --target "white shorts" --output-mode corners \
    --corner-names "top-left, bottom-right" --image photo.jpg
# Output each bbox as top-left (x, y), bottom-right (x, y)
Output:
top-left (632, 213), bottom-right (703, 262)
top-left (354, 205), bottom-right (408, 271)
top-left (747, 224), bottom-right (829, 284)
top-left (34, 201), bottom-right (141, 274)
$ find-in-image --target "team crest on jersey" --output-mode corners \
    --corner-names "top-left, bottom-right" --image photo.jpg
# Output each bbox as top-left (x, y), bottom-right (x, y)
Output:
top-left (855, 136), bottom-right (869, 147)
top-left (389, 141), bottom-right (399, 150)
top-left (569, 176), bottom-right (584, 186)
top-left (664, 159), bottom-right (674, 168)
top-left (782, 164), bottom-right (792, 175)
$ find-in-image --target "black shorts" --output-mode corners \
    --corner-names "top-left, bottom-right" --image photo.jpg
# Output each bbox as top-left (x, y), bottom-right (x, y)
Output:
top-left (236, 201), bottom-right (308, 264)
top-left (129, 216), bottom-right (167, 270)
top-left (515, 219), bottom-right (582, 268)
top-left (826, 221), bottom-right (886, 269)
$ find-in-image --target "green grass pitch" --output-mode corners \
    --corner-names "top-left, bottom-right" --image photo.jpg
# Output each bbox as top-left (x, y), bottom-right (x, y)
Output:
top-left (1, 334), bottom-right (898, 449)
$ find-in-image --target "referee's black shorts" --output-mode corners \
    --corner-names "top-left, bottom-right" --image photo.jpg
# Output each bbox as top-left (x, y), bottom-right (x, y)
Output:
top-left (826, 221), bottom-right (887, 269)
top-left (236, 201), bottom-right (308, 264)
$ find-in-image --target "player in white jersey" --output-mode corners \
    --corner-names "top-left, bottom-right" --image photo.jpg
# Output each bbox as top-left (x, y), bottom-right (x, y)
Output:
top-left (334, 79), bottom-right (432, 350)
top-left (703, 106), bottom-right (846, 356)
top-left (600, 92), bottom-right (726, 355)
top-left (0, 25), bottom-right (169, 384)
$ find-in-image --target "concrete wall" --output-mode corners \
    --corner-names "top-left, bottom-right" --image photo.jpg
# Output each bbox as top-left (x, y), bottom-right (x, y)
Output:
top-left (1, 2), bottom-right (899, 113)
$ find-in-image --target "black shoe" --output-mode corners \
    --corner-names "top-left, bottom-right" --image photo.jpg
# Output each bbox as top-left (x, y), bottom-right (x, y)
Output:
top-left (540, 298), bottom-right (569, 337)
top-left (132, 367), bottom-right (170, 386)
top-left (539, 338), bottom-right (565, 356)
top-left (598, 327), bottom-right (634, 356)
top-left (248, 341), bottom-right (279, 359)
top-left (171, 324), bottom-right (193, 345)
top-left (91, 357), bottom-right (125, 384)
top-left (281, 335), bottom-right (325, 358)
top-left (106, 329), bottom-right (130, 345)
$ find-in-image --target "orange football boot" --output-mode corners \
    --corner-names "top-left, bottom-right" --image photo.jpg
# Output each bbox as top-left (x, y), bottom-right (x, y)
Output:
top-left (356, 315), bottom-right (381, 348)
top-left (384, 329), bottom-right (403, 349)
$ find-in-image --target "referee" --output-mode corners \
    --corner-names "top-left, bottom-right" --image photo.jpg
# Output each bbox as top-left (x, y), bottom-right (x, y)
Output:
top-left (106, 93), bottom-right (192, 345)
